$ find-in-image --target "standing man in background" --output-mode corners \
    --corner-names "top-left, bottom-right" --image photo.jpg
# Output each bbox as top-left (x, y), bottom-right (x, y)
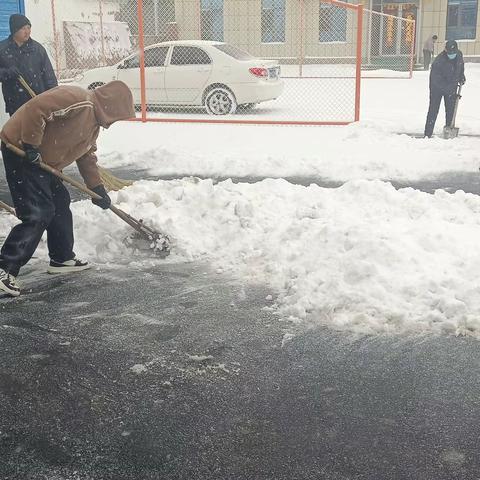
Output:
top-left (0, 14), bottom-right (57, 116)
top-left (423, 34), bottom-right (438, 70)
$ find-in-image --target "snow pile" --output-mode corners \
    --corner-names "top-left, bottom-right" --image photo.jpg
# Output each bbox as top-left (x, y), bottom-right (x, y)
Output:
top-left (3, 177), bottom-right (475, 336)
top-left (0, 213), bottom-right (16, 240)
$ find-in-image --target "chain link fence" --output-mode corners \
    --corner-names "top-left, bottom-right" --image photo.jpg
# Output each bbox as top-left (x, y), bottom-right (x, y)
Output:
top-left (362, 7), bottom-right (415, 78)
top-left (38, 0), bottom-right (415, 125)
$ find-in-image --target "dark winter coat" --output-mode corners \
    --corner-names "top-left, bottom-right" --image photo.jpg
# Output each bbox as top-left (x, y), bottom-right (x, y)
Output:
top-left (429, 51), bottom-right (465, 96)
top-left (0, 36), bottom-right (58, 115)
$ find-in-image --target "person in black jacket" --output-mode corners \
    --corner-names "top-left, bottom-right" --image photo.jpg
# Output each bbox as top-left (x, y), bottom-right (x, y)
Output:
top-left (424, 40), bottom-right (466, 138)
top-left (0, 14), bottom-right (58, 116)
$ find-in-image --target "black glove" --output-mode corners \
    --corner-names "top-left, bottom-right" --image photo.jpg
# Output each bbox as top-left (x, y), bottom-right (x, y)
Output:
top-left (5, 65), bottom-right (20, 80)
top-left (91, 185), bottom-right (111, 210)
top-left (22, 143), bottom-right (42, 165)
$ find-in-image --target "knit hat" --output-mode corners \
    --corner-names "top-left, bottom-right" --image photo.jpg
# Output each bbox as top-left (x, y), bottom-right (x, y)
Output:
top-left (445, 40), bottom-right (459, 54)
top-left (9, 14), bottom-right (31, 35)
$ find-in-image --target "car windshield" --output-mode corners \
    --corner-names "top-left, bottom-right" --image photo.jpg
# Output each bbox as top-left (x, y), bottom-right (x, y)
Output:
top-left (213, 44), bottom-right (254, 60)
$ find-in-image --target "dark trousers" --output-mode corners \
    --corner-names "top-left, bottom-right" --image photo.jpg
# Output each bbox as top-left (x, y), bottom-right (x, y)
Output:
top-left (424, 89), bottom-right (456, 138)
top-left (423, 49), bottom-right (432, 70)
top-left (0, 143), bottom-right (75, 277)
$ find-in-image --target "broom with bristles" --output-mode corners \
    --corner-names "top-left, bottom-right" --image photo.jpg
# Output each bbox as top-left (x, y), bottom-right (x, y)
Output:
top-left (18, 75), bottom-right (132, 192)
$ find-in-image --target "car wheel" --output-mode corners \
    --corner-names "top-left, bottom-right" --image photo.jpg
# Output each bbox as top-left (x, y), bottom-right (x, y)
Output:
top-left (205, 87), bottom-right (237, 115)
top-left (87, 82), bottom-right (105, 90)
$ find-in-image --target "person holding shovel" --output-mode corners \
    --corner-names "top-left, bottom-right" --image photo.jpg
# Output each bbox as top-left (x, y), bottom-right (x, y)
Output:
top-left (424, 40), bottom-right (465, 139)
top-left (0, 81), bottom-right (135, 297)
top-left (0, 14), bottom-right (57, 117)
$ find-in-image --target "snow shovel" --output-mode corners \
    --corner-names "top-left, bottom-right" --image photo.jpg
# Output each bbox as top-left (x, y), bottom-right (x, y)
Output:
top-left (443, 84), bottom-right (462, 139)
top-left (5, 143), bottom-right (170, 257)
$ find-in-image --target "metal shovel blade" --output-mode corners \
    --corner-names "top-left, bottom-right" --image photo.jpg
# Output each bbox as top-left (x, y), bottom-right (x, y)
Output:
top-left (124, 231), bottom-right (170, 258)
top-left (443, 125), bottom-right (459, 139)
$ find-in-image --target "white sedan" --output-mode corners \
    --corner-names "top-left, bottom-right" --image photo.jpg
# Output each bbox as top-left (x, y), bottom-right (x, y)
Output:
top-left (74, 40), bottom-right (284, 115)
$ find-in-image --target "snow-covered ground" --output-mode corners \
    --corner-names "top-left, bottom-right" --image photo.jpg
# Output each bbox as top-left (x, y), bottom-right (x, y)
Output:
top-left (2, 64), bottom-right (480, 337)
top-left (98, 64), bottom-right (480, 180)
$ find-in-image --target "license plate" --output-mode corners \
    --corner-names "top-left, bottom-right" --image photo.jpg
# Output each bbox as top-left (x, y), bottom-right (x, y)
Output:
top-left (268, 67), bottom-right (279, 79)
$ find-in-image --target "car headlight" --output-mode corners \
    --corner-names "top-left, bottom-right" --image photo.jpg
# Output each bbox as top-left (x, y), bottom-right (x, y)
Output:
top-left (74, 73), bottom-right (84, 82)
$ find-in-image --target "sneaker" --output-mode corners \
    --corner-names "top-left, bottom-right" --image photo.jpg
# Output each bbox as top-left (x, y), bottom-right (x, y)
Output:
top-left (0, 269), bottom-right (21, 297)
top-left (47, 258), bottom-right (91, 274)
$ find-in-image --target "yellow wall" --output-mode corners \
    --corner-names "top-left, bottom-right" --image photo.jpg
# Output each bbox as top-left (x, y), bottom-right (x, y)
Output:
top-left (421, 0), bottom-right (480, 58)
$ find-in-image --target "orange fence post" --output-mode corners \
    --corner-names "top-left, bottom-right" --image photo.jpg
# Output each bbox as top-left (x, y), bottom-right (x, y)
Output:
top-left (137, 0), bottom-right (147, 122)
top-left (355, 4), bottom-right (363, 122)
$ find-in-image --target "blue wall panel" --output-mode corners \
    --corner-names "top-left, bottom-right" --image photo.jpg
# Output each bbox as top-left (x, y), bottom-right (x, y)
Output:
top-left (0, 0), bottom-right (25, 41)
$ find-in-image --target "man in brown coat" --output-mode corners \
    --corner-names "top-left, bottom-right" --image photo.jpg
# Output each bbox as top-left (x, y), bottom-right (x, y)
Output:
top-left (0, 80), bottom-right (134, 297)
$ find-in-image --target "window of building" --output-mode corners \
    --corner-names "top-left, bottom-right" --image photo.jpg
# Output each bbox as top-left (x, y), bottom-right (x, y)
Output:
top-left (319, 1), bottom-right (352, 43)
top-left (261, 0), bottom-right (286, 43)
top-left (201, 0), bottom-right (224, 42)
top-left (446, 0), bottom-right (478, 40)
top-left (118, 0), bottom-right (175, 39)
top-left (170, 46), bottom-right (211, 65)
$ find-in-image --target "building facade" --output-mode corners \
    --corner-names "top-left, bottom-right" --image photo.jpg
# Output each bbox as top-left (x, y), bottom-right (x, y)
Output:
top-left (366, 0), bottom-right (480, 60)
top-left (170, 0), bottom-right (480, 62)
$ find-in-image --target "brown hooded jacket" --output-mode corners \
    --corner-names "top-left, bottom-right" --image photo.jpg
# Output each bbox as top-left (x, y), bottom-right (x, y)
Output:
top-left (0, 80), bottom-right (134, 188)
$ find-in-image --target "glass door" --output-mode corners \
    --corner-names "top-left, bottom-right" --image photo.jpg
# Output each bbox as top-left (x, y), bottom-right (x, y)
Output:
top-left (400, 3), bottom-right (417, 54)
top-left (383, 4), bottom-right (401, 55)
top-left (373, 2), bottom-right (418, 56)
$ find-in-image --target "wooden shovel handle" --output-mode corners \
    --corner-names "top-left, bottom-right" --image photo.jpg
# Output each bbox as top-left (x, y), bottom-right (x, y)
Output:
top-left (18, 75), bottom-right (37, 98)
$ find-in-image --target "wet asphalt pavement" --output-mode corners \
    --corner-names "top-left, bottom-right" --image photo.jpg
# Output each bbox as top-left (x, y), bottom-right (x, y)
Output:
top-left (2, 166), bottom-right (480, 479)
top-left (3, 165), bottom-right (480, 204)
